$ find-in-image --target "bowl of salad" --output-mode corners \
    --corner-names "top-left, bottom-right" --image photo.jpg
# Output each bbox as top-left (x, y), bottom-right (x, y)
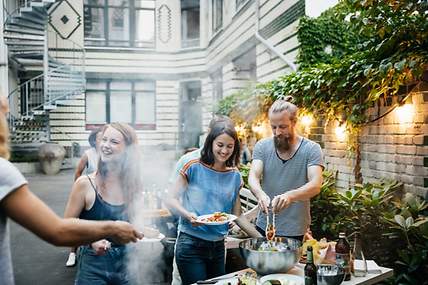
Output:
top-left (239, 237), bottom-right (301, 275)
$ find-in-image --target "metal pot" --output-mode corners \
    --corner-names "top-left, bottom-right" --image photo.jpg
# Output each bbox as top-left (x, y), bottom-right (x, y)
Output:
top-left (239, 237), bottom-right (301, 275)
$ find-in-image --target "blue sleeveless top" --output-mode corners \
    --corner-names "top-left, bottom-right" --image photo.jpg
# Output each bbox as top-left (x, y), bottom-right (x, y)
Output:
top-left (79, 176), bottom-right (128, 226)
top-left (178, 159), bottom-right (242, 241)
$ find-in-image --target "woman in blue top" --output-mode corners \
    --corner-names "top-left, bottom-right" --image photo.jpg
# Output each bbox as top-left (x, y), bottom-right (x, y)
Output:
top-left (167, 121), bottom-right (243, 285)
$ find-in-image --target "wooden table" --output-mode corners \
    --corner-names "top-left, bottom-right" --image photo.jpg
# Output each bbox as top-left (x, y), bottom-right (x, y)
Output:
top-left (202, 265), bottom-right (393, 285)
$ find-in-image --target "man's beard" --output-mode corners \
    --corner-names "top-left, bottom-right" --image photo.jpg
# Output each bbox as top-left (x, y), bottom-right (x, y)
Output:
top-left (274, 135), bottom-right (292, 151)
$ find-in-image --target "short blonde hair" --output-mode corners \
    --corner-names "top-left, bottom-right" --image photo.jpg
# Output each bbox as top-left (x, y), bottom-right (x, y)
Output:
top-left (268, 96), bottom-right (299, 122)
top-left (0, 111), bottom-right (10, 159)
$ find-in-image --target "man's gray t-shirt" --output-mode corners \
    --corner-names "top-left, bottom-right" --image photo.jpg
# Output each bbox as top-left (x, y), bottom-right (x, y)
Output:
top-left (253, 137), bottom-right (324, 236)
top-left (0, 157), bottom-right (28, 285)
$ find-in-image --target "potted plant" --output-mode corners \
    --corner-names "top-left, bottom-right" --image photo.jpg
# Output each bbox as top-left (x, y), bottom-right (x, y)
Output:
top-left (38, 142), bottom-right (66, 175)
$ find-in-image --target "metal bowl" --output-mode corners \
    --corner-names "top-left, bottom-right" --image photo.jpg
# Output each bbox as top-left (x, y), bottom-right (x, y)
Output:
top-left (317, 264), bottom-right (345, 285)
top-left (239, 237), bottom-right (302, 275)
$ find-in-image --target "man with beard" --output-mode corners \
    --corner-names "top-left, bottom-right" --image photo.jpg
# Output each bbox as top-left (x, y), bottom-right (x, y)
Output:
top-left (248, 97), bottom-right (324, 241)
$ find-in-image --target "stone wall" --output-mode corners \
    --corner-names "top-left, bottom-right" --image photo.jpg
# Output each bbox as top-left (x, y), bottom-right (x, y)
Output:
top-left (310, 82), bottom-right (428, 199)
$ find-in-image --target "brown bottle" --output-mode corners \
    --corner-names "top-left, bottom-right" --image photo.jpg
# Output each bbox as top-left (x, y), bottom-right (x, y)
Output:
top-left (335, 232), bottom-right (351, 281)
top-left (305, 246), bottom-right (317, 285)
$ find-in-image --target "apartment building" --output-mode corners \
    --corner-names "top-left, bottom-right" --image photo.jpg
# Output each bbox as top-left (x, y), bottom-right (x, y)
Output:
top-left (1, 0), bottom-right (335, 149)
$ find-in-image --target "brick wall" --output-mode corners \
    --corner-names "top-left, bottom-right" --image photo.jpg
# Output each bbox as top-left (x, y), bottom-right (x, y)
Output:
top-left (310, 82), bottom-right (428, 199)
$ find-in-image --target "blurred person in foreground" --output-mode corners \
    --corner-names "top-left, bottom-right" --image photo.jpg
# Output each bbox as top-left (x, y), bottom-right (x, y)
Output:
top-left (64, 122), bottom-right (157, 285)
top-left (66, 127), bottom-right (103, 267)
top-left (0, 96), bottom-right (142, 285)
top-left (249, 97), bottom-right (324, 241)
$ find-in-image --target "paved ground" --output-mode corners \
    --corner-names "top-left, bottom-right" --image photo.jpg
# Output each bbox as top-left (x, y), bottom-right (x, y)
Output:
top-left (10, 148), bottom-right (177, 285)
top-left (10, 170), bottom-right (78, 285)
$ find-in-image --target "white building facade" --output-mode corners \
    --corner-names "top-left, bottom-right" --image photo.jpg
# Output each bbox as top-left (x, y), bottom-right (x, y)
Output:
top-left (1, 0), bottom-right (335, 149)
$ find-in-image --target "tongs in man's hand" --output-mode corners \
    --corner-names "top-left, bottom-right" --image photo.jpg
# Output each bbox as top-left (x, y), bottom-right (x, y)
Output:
top-left (265, 207), bottom-right (276, 241)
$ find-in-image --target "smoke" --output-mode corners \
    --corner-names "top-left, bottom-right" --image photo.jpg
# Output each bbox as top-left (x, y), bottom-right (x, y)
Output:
top-left (127, 237), bottom-right (166, 285)
top-left (122, 145), bottom-right (176, 285)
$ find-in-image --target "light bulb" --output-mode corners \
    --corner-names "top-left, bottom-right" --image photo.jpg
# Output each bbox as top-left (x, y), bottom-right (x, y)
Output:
top-left (335, 124), bottom-right (346, 142)
top-left (301, 114), bottom-right (313, 127)
top-left (395, 104), bottom-right (414, 124)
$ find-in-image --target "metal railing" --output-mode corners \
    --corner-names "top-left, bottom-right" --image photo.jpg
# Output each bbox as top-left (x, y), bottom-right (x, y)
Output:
top-left (18, 0), bottom-right (48, 8)
top-left (7, 73), bottom-right (44, 119)
top-left (6, 0), bottom-right (85, 138)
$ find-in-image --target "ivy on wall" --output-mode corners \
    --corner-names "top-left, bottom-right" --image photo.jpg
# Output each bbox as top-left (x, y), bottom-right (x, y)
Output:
top-left (218, 0), bottom-right (427, 147)
top-left (297, 2), bottom-right (360, 68)
top-left (266, 0), bottom-right (428, 128)
top-left (216, 0), bottom-right (428, 183)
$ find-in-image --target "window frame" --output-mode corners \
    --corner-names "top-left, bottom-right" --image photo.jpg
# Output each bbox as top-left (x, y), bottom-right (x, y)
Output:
top-left (180, 0), bottom-right (200, 48)
top-left (85, 79), bottom-right (156, 130)
top-left (212, 0), bottom-right (223, 34)
top-left (84, 0), bottom-right (156, 48)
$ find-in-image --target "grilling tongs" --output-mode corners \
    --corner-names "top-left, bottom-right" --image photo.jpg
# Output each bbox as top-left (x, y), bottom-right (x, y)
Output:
top-left (265, 206), bottom-right (276, 241)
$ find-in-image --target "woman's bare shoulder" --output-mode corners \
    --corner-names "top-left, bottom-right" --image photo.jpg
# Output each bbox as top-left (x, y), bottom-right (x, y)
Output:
top-left (73, 175), bottom-right (95, 192)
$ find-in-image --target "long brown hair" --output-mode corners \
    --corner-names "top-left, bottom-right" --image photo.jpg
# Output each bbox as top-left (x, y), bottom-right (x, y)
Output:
top-left (201, 121), bottom-right (240, 167)
top-left (97, 123), bottom-right (142, 207)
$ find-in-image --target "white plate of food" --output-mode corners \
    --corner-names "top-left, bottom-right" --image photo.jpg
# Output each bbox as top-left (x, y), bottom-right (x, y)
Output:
top-left (259, 274), bottom-right (304, 285)
top-left (196, 212), bottom-right (238, 225)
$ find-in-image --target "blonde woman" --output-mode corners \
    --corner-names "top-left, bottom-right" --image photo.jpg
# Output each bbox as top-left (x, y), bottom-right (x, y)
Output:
top-left (0, 96), bottom-right (142, 285)
top-left (64, 122), bottom-right (149, 284)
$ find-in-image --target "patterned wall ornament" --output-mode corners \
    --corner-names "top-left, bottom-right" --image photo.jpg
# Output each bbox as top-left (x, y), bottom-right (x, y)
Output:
top-left (49, 0), bottom-right (81, 40)
top-left (158, 4), bottom-right (172, 44)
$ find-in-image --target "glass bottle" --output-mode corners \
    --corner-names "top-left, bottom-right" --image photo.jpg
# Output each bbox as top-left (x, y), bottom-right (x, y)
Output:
top-left (335, 232), bottom-right (351, 281)
top-left (353, 232), bottom-right (367, 277)
top-left (305, 245), bottom-right (317, 285)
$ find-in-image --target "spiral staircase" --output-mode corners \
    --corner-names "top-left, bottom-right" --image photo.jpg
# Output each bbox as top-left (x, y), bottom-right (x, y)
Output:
top-left (4, 0), bottom-right (85, 145)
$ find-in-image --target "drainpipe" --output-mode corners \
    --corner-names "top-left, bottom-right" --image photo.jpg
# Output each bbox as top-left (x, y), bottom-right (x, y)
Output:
top-left (255, 0), bottom-right (297, 71)
top-left (43, 28), bottom-right (51, 141)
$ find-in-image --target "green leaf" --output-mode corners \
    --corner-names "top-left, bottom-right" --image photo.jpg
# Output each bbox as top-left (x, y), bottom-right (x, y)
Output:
top-left (412, 218), bottom-right (428, 228)
top-left (394, 59), bottom-right (406, 72)
top-left (395, 215), bottom-right (406, 228)
top-left (405, 216), bottom-right (414, 228)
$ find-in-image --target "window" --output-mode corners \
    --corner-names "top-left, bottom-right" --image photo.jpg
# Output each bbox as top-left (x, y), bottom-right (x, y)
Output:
top-left (211, 70), bottom-right (223, 103)
top-left (135, 9), bottom-right (155, 46)
top-left (135, 0), bottom-right (156, 47)
top-left (135, 82), bottom-right (156, 125)
top-left (181, 0), bottom-right (200, 48)
top-left (212, 0), bottom-right (223, 33)
top-left (179, 81), bottom-right (202, 149)
top-left (84, 0), bottom-right (155, 48)
top-left (86, 79), bottom-right (156, 130)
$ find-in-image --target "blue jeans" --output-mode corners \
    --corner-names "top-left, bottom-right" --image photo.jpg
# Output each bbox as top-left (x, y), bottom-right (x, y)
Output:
top-left (175, 232), bottom-right (226, 285)
top-left (75, 245), bottom-right (129, 285)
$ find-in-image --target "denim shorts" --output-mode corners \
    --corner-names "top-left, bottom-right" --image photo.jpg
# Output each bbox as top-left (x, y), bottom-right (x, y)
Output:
top-left (175, 232), bottom-right (226, 285)
top-left (75, 245), bottom-right (128, 285)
